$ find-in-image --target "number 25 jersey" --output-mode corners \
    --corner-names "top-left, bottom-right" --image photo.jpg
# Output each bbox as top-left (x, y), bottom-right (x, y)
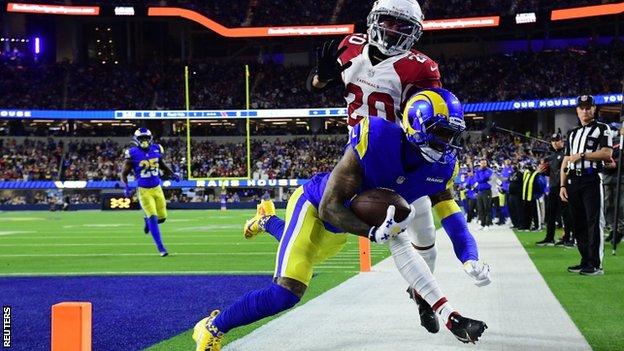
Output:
top-left (124, 144), bottom-right (164, 188)
top-left (338, 33), bottom-right (442, 127)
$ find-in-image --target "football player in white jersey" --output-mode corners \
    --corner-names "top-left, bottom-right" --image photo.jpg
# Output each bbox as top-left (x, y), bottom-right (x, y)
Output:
top-left (245, 0), bottom-right (490, 335)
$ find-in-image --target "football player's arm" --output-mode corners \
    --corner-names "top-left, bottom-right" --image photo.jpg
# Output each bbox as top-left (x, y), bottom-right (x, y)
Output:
top-left (158, 159), bottom-right (174, 178)
top-left (429, 188), bottom-right (478, 263)
top-left (318, 147), bottom-right (371, 236)
top-left (121, 150), bottom-right (133, 185)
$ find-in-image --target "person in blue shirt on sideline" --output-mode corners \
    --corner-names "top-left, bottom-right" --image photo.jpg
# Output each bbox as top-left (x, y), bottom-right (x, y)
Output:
top-left (498, 159), bottom-right (514, 225)
top-left (463, 169), bottom-right (478, 223)
top-left (474, 159), bottom-right (493, 230)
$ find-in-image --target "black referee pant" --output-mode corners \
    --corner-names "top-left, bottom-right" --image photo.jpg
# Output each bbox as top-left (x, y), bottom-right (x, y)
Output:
top-left (545, 190), bottom-right (571, 242)
top-left (522, 198), bottom-right (539, 230)
top-left (567, 175), bottom-right (604, 269)
top-left (508, 193), bottom-right (523, 228)
top-left (477, 189), bottom-right (492, 226)
top-left (467, 198), bottom-right (477, 222)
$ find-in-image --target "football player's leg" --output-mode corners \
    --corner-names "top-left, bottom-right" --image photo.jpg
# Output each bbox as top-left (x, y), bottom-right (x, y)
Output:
top-left (203, 188), bottom-right (316, 342)
top-left (407, 196), bottom-right (437, 273)
top-left (154, 186), bottom-right (168, 223)
top-left (389, 233), bottom-right (487, 342)
top-left (405, 197), bottom-right (439, 333)
top-left (264, 216), bottom-right (285, 241)
top-left (244, 199), bottom-right (284, 241)
top-left (139, 188), bottom-right (167, 255)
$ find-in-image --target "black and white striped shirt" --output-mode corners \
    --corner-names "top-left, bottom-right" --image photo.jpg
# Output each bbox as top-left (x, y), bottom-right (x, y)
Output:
top-left (565, 120), bottom-right (614, 170)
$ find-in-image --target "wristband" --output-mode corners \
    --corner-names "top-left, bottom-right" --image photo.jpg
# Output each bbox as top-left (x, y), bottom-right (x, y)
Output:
top-left (367, 226), bottom-right (377, 242)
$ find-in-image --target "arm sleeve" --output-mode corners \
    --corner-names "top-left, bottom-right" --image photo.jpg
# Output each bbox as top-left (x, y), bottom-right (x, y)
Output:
top-left (600, 126), bottom-right (614, 149)
top-left (433, 200), bottom-right (479, 263)
top-left (564, 135), bottom-right (571, 156)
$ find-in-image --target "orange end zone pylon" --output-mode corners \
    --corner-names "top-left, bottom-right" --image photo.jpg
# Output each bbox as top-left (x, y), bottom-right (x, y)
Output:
top-left (51, 302), bottom-right (92, 351)
top-left (359, 236), bottom-right (371, 272)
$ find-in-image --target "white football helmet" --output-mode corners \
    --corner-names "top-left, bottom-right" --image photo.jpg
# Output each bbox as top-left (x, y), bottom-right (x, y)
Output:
top-left (367, 0), bottom-right (424, 56)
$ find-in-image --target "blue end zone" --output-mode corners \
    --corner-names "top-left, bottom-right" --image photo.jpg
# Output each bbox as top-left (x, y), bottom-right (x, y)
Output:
top-left (0, 275), bottom-right (271, 350)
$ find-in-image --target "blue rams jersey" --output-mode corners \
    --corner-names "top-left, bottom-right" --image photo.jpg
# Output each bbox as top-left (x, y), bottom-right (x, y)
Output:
top-left (304, 117), bottom-right (457, 222)
top-left (124, 144), bottom-right (164, 188)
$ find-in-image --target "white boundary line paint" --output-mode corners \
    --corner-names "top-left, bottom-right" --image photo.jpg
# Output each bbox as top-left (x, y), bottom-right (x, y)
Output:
top-left (226, 225), bottom-right (592, 351)
top-left (0, 242), bottom-right (279, 247)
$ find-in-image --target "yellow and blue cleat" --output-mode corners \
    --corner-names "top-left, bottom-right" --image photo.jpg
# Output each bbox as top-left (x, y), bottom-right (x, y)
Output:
top-left (243, 199), bottom-right (276, 239)
top-left (192, 310), bottom-right (224, 351)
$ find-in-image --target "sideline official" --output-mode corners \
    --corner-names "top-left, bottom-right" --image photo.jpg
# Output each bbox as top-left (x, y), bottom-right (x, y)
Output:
top-left (537, 133), bottom-right (573, 246)
top-left (560, 95), bottom-right (613, 276)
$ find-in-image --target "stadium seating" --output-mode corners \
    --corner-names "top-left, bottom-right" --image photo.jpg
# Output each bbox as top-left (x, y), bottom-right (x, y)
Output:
top-left (1, 42), bottom-right (622, 110)
top-left (0, 136), bottom-right (345, 181)
top-left (0, 133), bottom-right (545, 183)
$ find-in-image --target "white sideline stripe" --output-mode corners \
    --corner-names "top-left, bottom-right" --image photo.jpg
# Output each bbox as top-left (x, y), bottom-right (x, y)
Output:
top-left (227, 225), bottom-right (592, 351)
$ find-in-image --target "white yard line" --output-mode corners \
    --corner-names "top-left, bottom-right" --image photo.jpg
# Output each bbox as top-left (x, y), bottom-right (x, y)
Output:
top-left (0, 242), bottom-right (277, 247)
top-left (226, 225), bottom-right (591, 351)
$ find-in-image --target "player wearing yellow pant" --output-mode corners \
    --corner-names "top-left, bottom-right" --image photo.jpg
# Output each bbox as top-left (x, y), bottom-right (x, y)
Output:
top-left (121, 128), bottom-right (179, 257)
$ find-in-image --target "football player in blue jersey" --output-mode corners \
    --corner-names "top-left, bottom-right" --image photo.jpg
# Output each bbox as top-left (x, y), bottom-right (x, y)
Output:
top-left (246, 90), bottom-right (491, 334)
top-left (193, 88), bottom-right (487, 350)
top-left (121, 128), bottom-right (179, 257)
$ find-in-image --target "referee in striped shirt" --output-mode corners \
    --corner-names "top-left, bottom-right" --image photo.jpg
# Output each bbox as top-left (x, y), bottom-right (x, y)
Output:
top-left (560, 95), bottom-right (614, 276)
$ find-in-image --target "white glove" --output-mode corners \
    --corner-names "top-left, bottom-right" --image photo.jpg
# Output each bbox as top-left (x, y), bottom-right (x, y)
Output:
top-left (463, 260), bottom-right (491, 287)
top-left (368, 205), bottom-right (416, 245)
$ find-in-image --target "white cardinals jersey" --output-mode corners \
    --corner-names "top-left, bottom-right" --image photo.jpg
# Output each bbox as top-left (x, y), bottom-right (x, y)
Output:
top-left (337, 33), bottom-right (442, 127)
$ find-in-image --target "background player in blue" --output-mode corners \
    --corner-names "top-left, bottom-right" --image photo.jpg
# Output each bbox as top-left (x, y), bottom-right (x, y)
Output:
top-left (121, 128), bottom-right (179, 257)
top-left (193, 89), bottom-right (487, 350)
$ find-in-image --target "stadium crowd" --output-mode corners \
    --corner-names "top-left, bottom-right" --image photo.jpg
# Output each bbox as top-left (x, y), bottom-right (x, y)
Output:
top-left (0, 136), bottom-right (345, 181)
top-left (2, 42), bottom-right (622, 110)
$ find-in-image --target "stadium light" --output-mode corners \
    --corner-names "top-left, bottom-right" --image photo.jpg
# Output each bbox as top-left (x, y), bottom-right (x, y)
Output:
top-left (515, 13), bottom-right (537, 24)
top-left (34, 37), bottom-right (40, 54)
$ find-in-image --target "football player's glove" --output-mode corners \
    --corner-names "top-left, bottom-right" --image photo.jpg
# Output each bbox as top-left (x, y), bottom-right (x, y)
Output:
top-left (124, 185), bottom-right (135, 198)
top-left (463, 260), bottom-right (491, 287)
top-left (368, 205), bottom-right (416, 244)
top-left (316, 40), bottom-right (352, 83)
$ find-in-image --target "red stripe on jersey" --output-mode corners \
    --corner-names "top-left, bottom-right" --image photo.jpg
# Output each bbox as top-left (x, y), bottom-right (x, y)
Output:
top-left (394, 49), bottom-right (442, 113)
top-left (338, 33), bottom-right (367, 65)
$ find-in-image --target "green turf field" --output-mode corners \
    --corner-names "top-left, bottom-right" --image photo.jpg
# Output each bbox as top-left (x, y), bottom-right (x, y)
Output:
top-left (514, 229), bottom-right (624, 351)
top-left (0, 210), bottom-right (391, 349)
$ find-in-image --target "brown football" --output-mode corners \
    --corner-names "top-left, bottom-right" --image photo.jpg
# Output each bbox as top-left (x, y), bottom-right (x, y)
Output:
top-left (350, 188), bottom-right (410, 227)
